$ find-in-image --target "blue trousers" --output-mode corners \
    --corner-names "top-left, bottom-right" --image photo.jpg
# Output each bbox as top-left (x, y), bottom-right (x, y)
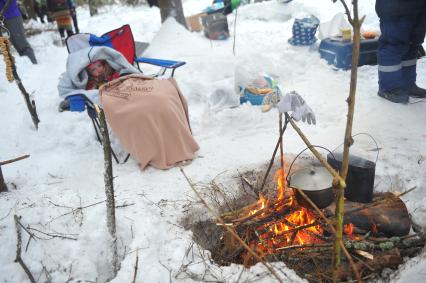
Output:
top-left (378, 14), bottom-right (426, 91)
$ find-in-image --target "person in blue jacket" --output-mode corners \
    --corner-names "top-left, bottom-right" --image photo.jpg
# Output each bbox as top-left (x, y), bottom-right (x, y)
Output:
top-left (0, 0), bottom-right (37, 64)
top-left (376, 0), bottom-right (426, 103)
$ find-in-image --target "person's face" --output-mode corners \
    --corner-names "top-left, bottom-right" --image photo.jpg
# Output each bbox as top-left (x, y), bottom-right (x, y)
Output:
top-left (86, 61), bottom-right (106, 78)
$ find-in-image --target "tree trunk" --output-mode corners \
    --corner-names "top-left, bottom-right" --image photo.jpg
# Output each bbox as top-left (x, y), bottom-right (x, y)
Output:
top-left (88, 0), bottom-right (99, 16)
top-left (23, 0), bottom-right (37, 20)
top-left (0, 166), bottom-right (7, 192)
top-left (157, 0), bottom-right (187, 28)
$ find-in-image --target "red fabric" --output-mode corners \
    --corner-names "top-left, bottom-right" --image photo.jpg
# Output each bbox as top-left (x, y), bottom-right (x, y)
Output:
top-left (86, 71), bottom-right (120, 90)
top-left (103, 25), bottom-right (135, 64)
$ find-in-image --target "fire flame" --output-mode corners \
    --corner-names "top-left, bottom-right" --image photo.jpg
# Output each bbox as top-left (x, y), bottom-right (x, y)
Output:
top-left (245, 156), bottom-right (324, 255)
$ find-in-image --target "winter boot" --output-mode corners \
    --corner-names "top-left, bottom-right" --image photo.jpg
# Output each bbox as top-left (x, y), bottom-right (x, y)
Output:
top-left (377, 88), bottom-right (409, 104)
top-left (406, 84), bottom-right (426, 98)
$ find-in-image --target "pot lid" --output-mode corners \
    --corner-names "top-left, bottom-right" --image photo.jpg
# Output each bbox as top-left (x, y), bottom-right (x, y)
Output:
top-left (289, 167), bottom-right (333, 191)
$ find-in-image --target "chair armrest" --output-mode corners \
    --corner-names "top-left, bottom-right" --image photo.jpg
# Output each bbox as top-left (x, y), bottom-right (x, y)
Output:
top-left (135, 57), bottom-right (186, 69)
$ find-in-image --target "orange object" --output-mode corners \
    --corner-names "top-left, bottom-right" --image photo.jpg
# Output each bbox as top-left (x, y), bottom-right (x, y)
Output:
top-left (363, 31), bottom-right (378, 39)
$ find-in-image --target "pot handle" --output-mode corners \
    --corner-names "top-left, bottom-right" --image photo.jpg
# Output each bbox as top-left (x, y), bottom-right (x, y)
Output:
top-left (331, 132), bottom-right (380, 165)
top-left (286, 145), bottom-right (336, 184)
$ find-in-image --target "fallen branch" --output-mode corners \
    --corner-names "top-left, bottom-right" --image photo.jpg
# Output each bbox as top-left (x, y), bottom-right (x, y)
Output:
top-left (132, 250), bottom-right (139, 283)
top-left (0, 154), bottom-right (30, 166)
top-left (1, 154), bottom-right (30, 192)
top-left (14, 215), bottom-right (36, 283)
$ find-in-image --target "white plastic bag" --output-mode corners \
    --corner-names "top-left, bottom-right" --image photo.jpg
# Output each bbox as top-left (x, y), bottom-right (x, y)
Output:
top-left (318, 13), bottom-right (351, 40)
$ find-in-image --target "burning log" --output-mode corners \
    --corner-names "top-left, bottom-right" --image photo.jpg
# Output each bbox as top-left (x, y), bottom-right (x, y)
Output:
top-left (325, 193), bottom-right (411, 237)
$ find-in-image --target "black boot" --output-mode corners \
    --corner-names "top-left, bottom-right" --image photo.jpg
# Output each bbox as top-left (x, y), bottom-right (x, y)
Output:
top-left (406, 84), bottom-right (426, 98)
top-left (377, 88), bottom-right (409, 104)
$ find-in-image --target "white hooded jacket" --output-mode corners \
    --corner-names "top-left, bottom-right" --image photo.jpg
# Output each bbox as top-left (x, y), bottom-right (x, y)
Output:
top-left (58, 46), bottom-right (140, 104)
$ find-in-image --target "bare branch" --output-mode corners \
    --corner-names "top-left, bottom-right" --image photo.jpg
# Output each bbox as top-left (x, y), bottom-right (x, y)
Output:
top-left (14, 215), bottom-right (36, 283)
top-left (0, 154), bottom-right (30, 166)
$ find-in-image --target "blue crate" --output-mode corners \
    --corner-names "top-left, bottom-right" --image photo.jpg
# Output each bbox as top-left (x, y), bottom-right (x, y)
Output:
top-left (240, 89), bottom-right (266, 105)
top-left (319, 37), bottom-right (378, 70)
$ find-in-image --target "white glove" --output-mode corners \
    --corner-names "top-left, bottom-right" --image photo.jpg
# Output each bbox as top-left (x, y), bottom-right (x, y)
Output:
top-left (277, 91), bottom-right (316, 125)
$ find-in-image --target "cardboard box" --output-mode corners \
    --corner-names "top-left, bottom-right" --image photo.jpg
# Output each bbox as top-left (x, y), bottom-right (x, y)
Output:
top-left (186, 13), bottom-right (205, 32)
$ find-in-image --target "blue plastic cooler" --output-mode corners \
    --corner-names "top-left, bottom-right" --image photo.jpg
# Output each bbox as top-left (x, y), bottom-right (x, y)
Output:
top-left (319, 37), bottom-right (379, 70)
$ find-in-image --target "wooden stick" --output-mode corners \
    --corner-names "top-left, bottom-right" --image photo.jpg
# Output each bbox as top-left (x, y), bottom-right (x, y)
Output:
top-left (132, 250), bottom-right (139, 283)
top-left (14, 215), bottom-right (36, 283)
top-left (279, 113), bottom-right (285, 184)
top-left (277, 242), bottom-right (332, 251)
top-left (286, 115), bottom-right (345, 189)
top-left (334, 1), bottom-right (363, 280)
top-left (1, 38), bottom-right (40, 129)
top-left (180, 168), bottom-right (285, 283)
top-left (97, 107), bottom-right (118, 276)
top-left (259, 116), bottom-right (289, 192)
top-left (0, 154), bottom-right (30, 166)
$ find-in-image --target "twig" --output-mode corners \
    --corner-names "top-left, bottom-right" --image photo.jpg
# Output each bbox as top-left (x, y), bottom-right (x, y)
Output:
top-left (14, 215), bottom-right (36, 283)
top-left (132, 250), bottom-right (139, 283)
top-left (259, 116), bottom-right (289, 192)
top-left (48, 200), bottom-right (106, 223)
top-left (232, 8), bottom-right (238, 56)
top-left (277, 242), bottom-right (332, 251)
top-left (0, 206), bottom-right (13, 221)
top-left (180, 167), bottom-right (285, 283)
top-left (0, 154), bottom-right (30, 166)
top-left (26, 226), bottom-right (77, 241)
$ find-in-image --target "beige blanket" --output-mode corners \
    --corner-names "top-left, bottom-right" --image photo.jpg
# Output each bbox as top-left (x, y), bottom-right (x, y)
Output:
top-left (100, 74), bottom-right (199, 170)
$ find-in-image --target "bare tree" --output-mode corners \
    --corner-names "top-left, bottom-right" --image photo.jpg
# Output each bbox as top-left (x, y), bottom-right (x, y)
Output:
top-left (88, 0), bottom-right (99, 16)
top-left (157, 0), bottom-right (187, 28)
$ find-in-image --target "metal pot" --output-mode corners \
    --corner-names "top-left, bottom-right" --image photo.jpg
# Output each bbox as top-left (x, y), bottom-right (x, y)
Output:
top-left (289, 167), bottom-right (335, 209)
top-left (327, 152), bottom-right (376, 203)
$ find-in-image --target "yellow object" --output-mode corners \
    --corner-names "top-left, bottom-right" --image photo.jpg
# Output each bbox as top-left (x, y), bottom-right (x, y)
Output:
top-left (246, 86), bottom-right (273, 95)
top-left (0, 37), bottom-right (15, 83)
top-left (341, 28), bottom-right (352, 41)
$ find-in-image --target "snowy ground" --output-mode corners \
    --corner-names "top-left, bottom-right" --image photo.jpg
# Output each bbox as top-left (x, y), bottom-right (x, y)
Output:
top-left (1, 0), bottom-right (426, 282)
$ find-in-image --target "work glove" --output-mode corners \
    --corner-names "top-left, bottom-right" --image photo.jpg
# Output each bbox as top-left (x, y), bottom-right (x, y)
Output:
top-left (277, 91), bottom-right (316, 125)
top-left (58, 94), bottom-right (86, 112)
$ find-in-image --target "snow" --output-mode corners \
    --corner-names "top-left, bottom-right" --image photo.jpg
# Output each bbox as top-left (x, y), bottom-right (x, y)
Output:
top-left (1, 0), bottom-right (426, 282)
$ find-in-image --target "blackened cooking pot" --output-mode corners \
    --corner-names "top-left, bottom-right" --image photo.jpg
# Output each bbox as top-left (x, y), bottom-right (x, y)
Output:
top-left (327, 152), bottom-right (376, 203)
top-left (289, 167), bottom-right (335, 209)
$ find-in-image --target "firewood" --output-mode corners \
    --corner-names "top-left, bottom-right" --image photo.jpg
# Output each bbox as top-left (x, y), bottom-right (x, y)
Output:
top-left (325, 193), bottom-right (411, 237)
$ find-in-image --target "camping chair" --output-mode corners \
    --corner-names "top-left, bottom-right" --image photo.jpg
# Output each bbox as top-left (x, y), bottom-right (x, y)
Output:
top-left (62, 24), bottom-right (186, 164)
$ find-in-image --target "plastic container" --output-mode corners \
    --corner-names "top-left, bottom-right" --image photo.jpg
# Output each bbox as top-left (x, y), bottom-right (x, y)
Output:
top-left (319, 37), bottom-right (379, 69)
top-left (240, 88), bottom-right (266, 105)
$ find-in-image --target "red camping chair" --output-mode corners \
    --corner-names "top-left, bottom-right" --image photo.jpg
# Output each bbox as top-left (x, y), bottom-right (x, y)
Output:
top-left (65, 24), bottom-right (186, 76)
top-left (62, 25), bottom-right (186, 164)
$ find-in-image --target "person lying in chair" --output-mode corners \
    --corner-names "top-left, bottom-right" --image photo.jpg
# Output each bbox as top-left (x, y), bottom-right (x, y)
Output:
top-left (57, 46), bottom-right (199, 170)
top-left (58, 46), bottom-right (140, 110)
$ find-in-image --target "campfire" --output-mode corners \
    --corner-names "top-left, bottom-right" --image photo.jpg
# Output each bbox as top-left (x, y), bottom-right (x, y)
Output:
top-left (188, 161), bottom-right (425, 282)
